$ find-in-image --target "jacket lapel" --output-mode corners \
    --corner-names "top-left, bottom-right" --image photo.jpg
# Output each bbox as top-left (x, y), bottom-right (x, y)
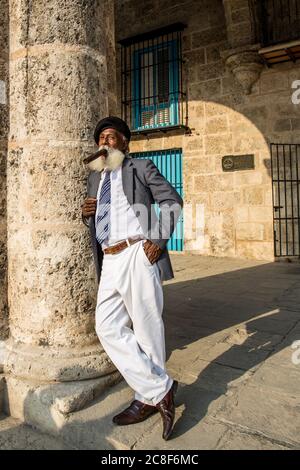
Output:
top-left (122, 157), bottom-right (134, 206)
top-left (89, 170), bottom-right (102, 199)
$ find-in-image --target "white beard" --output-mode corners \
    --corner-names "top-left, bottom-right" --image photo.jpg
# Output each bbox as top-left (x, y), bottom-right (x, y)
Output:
top-left (87, 145), bottom-right (126, 172)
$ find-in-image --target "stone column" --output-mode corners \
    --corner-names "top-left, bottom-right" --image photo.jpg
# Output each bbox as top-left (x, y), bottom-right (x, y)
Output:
top-left (0, 0), bottom-right (9, 345)
top-left (4, 0), bottom-right (120, 427)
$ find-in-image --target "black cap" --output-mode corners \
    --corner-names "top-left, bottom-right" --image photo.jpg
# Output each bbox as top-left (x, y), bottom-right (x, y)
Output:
top-left (94, 116), bottom-right (131, 144)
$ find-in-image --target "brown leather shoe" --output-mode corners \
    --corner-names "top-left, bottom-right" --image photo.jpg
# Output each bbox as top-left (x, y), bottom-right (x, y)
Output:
top-left (112, 400), bottom-right (158, 425)
top-left (156, 380), bottom-right (178, 440)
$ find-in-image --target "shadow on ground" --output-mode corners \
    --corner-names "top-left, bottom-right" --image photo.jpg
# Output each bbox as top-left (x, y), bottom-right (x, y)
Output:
top-left (162, 260), bottom-right (300, 441)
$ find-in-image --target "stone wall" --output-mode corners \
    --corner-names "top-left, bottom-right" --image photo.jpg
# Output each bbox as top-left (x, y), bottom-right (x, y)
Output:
top-left (0, 0), bottom-right (9, 340)
top-left (115, 0), bottom-right (300, 261)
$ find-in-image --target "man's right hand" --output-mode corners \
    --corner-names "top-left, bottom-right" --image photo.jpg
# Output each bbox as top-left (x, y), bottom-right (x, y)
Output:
top-left (81, 198), bottom-right (97, 218)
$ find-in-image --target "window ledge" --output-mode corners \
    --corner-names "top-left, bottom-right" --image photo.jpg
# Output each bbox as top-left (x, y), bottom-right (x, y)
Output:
top-left (130, 124), bottom-right (190, 138)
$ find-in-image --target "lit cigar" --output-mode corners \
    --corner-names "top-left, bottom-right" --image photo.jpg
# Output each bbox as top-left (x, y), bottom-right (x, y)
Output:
top-left (83, 148), bottom-right (108, 164)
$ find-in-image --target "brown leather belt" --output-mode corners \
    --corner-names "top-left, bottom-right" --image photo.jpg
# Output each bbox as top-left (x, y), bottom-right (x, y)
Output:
top-left (103, 237), bottom-right (144, 255)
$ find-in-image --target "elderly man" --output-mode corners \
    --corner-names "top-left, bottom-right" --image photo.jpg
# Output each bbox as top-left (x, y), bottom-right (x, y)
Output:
top-left (81, 116), bottom-right (183, 440)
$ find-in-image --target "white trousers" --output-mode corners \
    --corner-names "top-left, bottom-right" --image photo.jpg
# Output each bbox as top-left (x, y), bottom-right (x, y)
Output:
top-left (95, 239), bottom-right (173, 406)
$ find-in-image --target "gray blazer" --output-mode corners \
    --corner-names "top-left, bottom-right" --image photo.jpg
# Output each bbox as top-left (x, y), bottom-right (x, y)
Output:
top-left (82, 156), bottom-right (183, 283)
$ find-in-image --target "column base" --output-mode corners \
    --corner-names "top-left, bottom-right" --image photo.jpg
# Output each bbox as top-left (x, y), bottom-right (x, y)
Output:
top-left (4, 338), bottom-right (116, 381)
top-left (3, 371), bottom-right (122, 436)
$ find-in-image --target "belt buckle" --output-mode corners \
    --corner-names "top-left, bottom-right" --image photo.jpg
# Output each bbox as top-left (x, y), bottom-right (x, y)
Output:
top-left (125, 238), bottom-right (130, 247)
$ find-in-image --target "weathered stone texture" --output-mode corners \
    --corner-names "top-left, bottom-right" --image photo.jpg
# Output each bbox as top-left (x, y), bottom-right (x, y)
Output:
top-left (0, 64), bottom-right (9, 139)
top-left (0, 0), bottom-right (9, 56)
top-left (10, 0), bottom-right (110, 51)
top-left (9, 52), bottom-right (106, 142)
top-left (8, 228), bottom-right (96, 347)
top-left (7, 146), bottom-right (89, 225)
top-left (7, 0), bottom-right (116, 382)
top-left (222, 0), bottom-right (253, 48)
top-left (0, 0), bottom-right (9, 341)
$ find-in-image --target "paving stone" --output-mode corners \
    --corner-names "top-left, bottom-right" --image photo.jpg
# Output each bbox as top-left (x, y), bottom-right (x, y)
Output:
top-left (174, 360), bottom-right (253, 395)
top-left (172, 381), bottom-right (227, 422)
top-left (61, 380), bottom-right (162, 450)
top-left (215, 384), bottom-right (300, 446)
top-left (192, 341), bottom-right (270, 371)
top-left (133, 414), bottom-right (228, 450)
top-left (262, 342), bottom-right (300, 371)
top-left (216, 428), bottom-right (294, 450)
top-left (222, 327), bottom-right (284, 351)
top-left (251, 363), bottom-right (300, 397)
top-left (0, 415), bottom-right (72, 450)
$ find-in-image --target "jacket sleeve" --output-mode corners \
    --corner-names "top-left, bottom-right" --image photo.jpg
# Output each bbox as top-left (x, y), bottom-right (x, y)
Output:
top-left (82, 214), bottom-right (90, 227)
top-left (143, 159), bottom-right (183, 250)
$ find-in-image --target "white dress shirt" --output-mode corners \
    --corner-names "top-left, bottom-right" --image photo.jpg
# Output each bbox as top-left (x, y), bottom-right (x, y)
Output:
top-left (95, 166), bottom-right (144, 249)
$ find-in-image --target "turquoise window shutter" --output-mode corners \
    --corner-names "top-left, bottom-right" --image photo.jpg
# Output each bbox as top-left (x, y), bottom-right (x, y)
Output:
top-left (131, 149), bottom-right (183, 251)
top-left (132, 40), bottom-right (179, 130)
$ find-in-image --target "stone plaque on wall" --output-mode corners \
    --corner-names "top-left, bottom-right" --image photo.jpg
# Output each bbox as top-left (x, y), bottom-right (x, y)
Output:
top-left (222, 154), bottom-right (255, 172)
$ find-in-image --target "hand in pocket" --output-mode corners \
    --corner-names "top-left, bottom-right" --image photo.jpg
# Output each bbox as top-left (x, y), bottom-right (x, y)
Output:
top-left (143, 240), bottom-right (163, 264)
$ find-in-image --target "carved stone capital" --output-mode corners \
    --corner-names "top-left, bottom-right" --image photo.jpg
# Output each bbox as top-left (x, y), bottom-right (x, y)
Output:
top-left (221, 45), bottom-right (264, 94)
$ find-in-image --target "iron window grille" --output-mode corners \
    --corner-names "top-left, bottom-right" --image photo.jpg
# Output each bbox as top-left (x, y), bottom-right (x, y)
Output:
top-left (119, 23), bottom-right (188, 135)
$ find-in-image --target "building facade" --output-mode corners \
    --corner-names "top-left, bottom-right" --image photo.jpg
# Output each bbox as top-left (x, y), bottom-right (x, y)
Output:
top-left (115, 0), bottom-right (300, 261)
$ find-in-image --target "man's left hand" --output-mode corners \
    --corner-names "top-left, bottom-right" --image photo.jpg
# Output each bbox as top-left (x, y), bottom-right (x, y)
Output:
top-left (143, 240), bottom-right (163, 264)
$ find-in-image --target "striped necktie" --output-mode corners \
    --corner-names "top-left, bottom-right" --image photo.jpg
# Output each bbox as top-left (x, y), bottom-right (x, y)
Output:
top-left (96, 170), bottom-right (111, 245)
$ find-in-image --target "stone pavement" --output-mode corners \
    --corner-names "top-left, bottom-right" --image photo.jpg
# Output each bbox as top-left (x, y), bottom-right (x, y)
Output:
top-left (1, 254), bottom-right (300, 450)
top-left (0, 415), bottom-right (73, 450)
